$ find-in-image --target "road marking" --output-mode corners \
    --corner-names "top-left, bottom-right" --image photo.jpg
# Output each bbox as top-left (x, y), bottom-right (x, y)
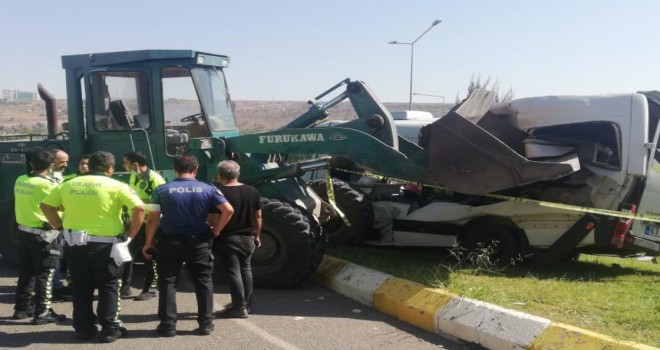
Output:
top-left (234, 319), bottom-right (302, 350)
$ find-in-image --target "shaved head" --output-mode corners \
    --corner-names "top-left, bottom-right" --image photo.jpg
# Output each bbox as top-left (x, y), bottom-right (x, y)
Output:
top-left (52, 149), bottom-right (69, 172)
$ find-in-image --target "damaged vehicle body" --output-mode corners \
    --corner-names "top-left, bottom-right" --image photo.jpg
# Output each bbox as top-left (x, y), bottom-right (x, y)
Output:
top-left (312, 88), bottom-right (660, 265)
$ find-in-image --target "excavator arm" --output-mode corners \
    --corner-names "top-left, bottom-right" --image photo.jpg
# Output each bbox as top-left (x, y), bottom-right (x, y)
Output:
top-left (219, 79), bottom-right (580, 195)
top-left (223, 126), bottom-right (432, 186)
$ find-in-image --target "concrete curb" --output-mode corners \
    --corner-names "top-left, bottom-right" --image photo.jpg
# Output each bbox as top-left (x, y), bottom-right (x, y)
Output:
top-left (311, 255), bottom-right (658, 350)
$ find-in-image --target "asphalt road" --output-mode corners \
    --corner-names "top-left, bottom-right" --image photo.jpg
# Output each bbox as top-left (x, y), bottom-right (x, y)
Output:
top-left (0, 261), bottom-right (469, 349)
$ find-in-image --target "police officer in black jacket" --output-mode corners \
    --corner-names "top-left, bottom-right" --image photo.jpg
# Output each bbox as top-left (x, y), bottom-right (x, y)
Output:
top-left (142, 155), bottom-right (233, 337)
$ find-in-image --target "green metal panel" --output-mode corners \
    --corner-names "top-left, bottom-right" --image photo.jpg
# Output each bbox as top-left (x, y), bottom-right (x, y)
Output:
top-left (224, 127), bottom-right (433, 186)
top-left (62, 50), bottom-right (229, 69)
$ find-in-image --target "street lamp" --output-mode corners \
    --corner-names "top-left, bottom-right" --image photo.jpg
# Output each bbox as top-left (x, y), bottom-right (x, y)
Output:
top-left (389, 19), bottom-right (441, 110)
top-left (413, 92), bottom-right (445, 116)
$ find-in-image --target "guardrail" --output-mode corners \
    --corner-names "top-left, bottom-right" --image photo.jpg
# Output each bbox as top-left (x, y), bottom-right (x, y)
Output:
top-left (0, 134), bottom-right (48, 142)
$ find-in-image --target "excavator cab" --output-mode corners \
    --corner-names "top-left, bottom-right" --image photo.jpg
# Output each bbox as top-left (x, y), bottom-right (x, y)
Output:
top-left (2, 50), bottom-right (328, 289)
top-left (60, 50), bottom-right (239, 174)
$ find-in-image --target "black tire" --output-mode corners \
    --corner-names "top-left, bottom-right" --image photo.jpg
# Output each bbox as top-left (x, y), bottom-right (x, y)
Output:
top-left (252, 198), bottom-right (326, 289)
top-left (300, 207), bottom-right (327, 270)
top-left (459, 223), bottom-right (520, 266)
top-left (309, 178), bottom-right (373, 245)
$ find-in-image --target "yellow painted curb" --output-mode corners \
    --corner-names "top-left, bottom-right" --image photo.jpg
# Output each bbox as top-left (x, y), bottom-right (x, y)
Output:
top-left (529, 323), bottom-right (658, 350)
top-left (373, 277), bottom-right (454, 333)
top-left (310, 255), bottom-right (349, 288)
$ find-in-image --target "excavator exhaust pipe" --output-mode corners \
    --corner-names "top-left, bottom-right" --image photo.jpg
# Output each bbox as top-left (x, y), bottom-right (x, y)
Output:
top-left (37, 84), bottom-right (58, 139)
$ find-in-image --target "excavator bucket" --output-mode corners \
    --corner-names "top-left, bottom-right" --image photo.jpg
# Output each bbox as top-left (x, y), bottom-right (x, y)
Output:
top-left (424, 90), bottom-right (579, 195)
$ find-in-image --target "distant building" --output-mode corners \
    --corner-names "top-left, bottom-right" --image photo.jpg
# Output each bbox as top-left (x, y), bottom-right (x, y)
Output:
top-left (1, 89), bottom-right (37, 101)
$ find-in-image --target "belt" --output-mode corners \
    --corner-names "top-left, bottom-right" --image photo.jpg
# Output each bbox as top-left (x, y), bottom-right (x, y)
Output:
top-left (86, 236), bottom-right (117, 243)
top-left (161, 232), bottom-right (212, 241)
top-left (63, 229), bottom-right (119, 244)
top-left (17, 225), bottom-right (49, 235)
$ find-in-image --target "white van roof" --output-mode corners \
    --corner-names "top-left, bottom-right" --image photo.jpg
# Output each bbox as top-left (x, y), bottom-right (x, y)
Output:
top-left (391, 111), bottom-right (435, 120)
top-left (489, 94), bottom-right (639, 130)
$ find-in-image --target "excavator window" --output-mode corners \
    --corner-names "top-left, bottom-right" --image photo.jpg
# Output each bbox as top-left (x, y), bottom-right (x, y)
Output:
top-left (162, 67), bottom-right (205, 156)
top-left (90, 72), bottom-right (150, 131)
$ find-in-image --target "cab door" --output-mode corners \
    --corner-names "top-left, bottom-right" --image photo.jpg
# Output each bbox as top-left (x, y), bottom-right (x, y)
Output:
top-left (635, 98), bottom-right (660, 243)
top-left (85, 70), bottom-right (158, 169)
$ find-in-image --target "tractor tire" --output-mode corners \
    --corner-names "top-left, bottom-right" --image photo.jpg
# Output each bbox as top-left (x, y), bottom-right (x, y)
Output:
top-left (252, 198), bottom-right (326, 289)
top-left (459, 223), bottom-right (520, 266)
top-left (301, 208), bottom-right (327, 270)
top-left (309, 178), bottom-right (373, 245)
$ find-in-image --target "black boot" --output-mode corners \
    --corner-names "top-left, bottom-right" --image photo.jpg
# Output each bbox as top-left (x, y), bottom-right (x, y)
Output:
top-left (155, 323), bottom-right (176, 337)
top-left (120, 285), bottom-right (132, 298)
top-left (32, 308), bottom-right (67, 325)
top-left (215, 306), bottom-right (248, 319)
top-left (194, 322), bottom-right (214, 336)
top-left (100, 326), bottom-right (128, 343)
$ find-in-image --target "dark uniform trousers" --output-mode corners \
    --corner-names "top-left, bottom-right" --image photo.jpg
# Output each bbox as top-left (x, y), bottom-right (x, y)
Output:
top-left (123, 224), bottom-right (158, 292)
top-left (157, 233), bottom-right (214, 328)
top-left (215, 235), bottom-right (256, 308)
top-left (65, 242), bottom-right (123, 333)
top-left (15, 232), bottom-right (60, 314)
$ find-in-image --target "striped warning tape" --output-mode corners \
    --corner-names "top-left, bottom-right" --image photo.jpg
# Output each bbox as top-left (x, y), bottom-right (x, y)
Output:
top-left (325, 166), bottom-right (351, 226)
top-left (327, 167), bottom-right (660, 224)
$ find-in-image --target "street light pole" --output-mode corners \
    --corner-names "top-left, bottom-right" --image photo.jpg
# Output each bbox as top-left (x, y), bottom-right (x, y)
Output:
top-left (389, 19), bottom-right (441, 110)
top-left (413, 92), bottom-right (446, 116)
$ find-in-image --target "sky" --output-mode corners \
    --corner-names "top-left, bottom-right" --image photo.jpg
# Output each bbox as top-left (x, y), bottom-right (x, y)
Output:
top-left (1, 0), bottom-right (660, 104)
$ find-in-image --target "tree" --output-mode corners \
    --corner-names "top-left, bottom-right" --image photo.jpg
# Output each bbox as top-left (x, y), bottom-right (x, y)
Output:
top-left (456, 74), bottom-right (514, 104)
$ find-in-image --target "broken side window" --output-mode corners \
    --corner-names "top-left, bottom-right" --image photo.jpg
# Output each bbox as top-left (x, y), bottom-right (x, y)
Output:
top-left (530, 122), bottom-right (621, 170)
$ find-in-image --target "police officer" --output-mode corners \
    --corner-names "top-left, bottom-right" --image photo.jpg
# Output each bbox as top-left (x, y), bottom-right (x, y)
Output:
top-left (120, 151), bottom-right (166, 300)
top-left (63, 154), bottom-right (90, 181)
top-left (12, 148), bottom-right (67, 324)
top-left (142, 155), bottom-right (233, 337)
top-left (40, 151), bottom-right (145, 343)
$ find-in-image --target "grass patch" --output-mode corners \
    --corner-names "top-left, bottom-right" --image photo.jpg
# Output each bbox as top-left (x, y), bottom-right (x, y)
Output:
top-left (326, 246), bottom-right (660, 347)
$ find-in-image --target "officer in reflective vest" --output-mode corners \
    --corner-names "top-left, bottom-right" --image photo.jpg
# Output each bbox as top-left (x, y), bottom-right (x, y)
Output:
top-left (120, 151), bottom-right (166, 300)
top-left (63, 154), bottom-right (90, 181)
top-left (142, 155), bottom-right (233, 337)
top-left (13, 148), bottom-right (67, 324)
top-left (40, 151), bottom-right (145, 343)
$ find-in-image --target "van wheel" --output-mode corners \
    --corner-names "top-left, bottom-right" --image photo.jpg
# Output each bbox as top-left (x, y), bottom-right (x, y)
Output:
top-left (459, 224), bottom-right (520, 266)
top-left (309, 178), bottom-right (373, 245)
top-left (251, 198), bottom-right (326, 289)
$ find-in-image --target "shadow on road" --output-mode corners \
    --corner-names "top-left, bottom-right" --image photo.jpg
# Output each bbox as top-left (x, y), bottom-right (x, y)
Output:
top-left (0, 256), bottom-right (455, 349)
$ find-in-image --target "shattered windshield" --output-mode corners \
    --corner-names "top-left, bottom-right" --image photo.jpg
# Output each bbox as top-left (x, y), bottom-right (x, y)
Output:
top-left (191, 67), bottom-right (237, 132)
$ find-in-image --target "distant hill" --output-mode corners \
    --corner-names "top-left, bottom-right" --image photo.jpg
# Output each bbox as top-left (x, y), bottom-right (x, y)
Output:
top-left (0, 100), bottom-right (450, 135)
top-left (234, 100), bottom-right (449, 133)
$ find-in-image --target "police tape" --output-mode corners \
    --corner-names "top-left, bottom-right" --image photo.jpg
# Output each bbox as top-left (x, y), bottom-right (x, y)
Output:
top-left (328, 167), bottom-right (660, 224)
top-left (325, 167), bottom-right (351, 226)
